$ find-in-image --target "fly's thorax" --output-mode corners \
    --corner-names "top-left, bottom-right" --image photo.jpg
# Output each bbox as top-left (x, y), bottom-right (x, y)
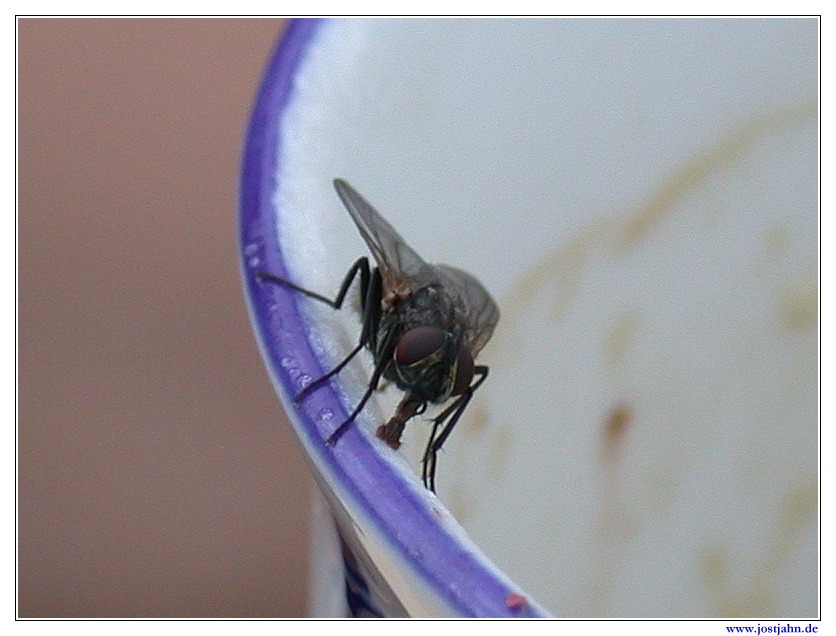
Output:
top-left (396, 285), bottom-right (459, 330)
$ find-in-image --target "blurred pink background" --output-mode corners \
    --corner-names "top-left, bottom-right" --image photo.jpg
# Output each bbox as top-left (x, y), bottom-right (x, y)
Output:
top-left (18, 18), bottom-right (313, 617)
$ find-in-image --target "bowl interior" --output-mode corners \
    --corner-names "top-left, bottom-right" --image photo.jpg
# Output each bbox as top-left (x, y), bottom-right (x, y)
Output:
top-left (256, 18), bottom-right (818, 617)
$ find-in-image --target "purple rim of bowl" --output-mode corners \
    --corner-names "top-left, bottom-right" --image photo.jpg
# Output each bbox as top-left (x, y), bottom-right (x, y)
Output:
top-left (239, 18), bottom-right (545, 618)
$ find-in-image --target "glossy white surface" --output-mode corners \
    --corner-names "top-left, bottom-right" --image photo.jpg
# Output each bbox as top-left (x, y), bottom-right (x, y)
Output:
top-left (276, 19), bottom-right (818, 616)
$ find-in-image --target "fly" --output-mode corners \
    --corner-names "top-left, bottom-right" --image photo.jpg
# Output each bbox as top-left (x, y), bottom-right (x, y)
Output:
top-left (257, 178), bottom-right (499, 492)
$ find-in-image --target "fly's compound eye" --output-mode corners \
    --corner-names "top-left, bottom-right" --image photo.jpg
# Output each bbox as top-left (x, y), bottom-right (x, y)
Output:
top-left (452, 345), bottom-right (474, 396)
top-left (395, 326), bottom-right (447, 367)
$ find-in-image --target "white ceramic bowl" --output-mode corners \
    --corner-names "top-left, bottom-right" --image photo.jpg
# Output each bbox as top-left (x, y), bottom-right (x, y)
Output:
top-left (241, 18), bottom-right (818, 617)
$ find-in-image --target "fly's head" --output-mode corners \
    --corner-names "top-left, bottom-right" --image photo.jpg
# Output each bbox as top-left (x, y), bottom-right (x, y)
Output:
top-left (393, 325), bottom-right (475, 403)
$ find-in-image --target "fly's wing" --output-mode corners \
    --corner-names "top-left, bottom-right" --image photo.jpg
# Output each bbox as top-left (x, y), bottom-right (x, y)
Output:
top-left (333, 179), bottom-right (435, 294)
top-left (434, 264), bottom-right (500, 357)
top-left (334, 179), bottom-right (499, 354)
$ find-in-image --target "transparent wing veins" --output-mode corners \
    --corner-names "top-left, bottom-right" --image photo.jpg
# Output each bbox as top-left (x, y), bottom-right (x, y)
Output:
top-left (333, 178), bottom-right (433, 294)
top-left (333, 179), bottom-right (499, 357)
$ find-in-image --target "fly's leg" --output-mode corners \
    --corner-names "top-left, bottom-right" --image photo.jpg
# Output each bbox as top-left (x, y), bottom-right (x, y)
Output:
top-left (325, 320), bottom-right (398, 446)
top-left (256, 259), bottom-right (381, 401)
top-left (257, 260), bottom-right (392, 446)
top-left (302, 267), bottom-right (384, 403)
top-left (256, 257), bottom-right (370, 311)
top-left (421, 366), bottom-right (489, 492)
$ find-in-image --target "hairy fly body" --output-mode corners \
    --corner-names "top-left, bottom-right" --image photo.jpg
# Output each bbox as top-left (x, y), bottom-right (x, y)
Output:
top-left (257, 179), bottom-right (499, 492)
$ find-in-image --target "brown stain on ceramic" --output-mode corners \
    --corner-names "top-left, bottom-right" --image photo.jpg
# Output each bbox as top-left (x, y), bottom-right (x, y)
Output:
top-left (497, 99), bottom-right (816, 616)
top-left (701, 479), bottom-right (817, 616)
top-left (619, 100), bottom-right (817, 249)
top-left (779, 278), bottom-right (818, 332)
top-left (498, 97), bottom-right (817, 347)
top-left (602, 402), bottom-right (632, 458)
top-left (604, 312), bottom-right (643, 371)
